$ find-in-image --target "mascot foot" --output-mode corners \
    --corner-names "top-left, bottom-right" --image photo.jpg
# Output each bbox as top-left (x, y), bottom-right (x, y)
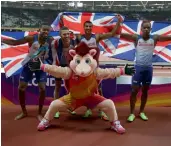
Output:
top-left (111, 120), bottom-right (126, 134)
top-left (37, 118), bottom-right (50, 131)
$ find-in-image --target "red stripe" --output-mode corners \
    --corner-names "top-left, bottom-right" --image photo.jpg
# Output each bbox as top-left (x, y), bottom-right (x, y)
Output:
top-left (68, 15), bottom-right (78, 21)
top-left (100, 41), bottom-right (113, 54)
top-left (63, 13), bottom-right (118, 34)
top-left (100, 18), bottom-right (113, 25)
top-left (154, 50), bottom-right (171, 61)
top-left (5, 58), bottom-right (23, 72)
top-left (1, 36), bottom-right (15, 40)
top-left (28, 31), bottom-right (38, 36)
top-left (120, 37), bottom-right (134, 43)
top-left (122, 25), bottom-right (135, 35)
top-left (156, 41), bottom-right (171, 47)
top-left (117, 43), bottom-right (130, 49)
top-left (162, 30), bottom-right (171, 36)
top-left (2, 46), bottom-right (28, 58)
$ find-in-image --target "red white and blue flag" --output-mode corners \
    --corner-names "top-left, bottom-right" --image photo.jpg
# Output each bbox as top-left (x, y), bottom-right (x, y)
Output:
top-left (1, 31), bottom-right (59, 77)
top-left (52, 12), bottom-right (171, 63)
top-left (1, 12), bottom-right (171, 77)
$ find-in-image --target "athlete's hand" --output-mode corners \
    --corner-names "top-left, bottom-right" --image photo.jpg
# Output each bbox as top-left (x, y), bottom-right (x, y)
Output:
top-left (124, 64), bottom-right (135, 75)
top-left (28, 58), bottom-right (43, 71)
top-left (116, 14), bottom-right (123, 23)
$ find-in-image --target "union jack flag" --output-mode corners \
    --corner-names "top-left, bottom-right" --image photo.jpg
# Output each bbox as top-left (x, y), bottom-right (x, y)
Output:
top-left (1, 31), bottom-right (59, 77)
top-left (113, 20), bottom-right (171, 62)
top-left (52, 12), bottom-right (124, 34)
top-left (51, 12), bottom-right (171, 63)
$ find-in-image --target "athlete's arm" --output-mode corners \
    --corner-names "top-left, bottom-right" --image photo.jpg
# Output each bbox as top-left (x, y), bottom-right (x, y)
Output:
top-left (120, 33), bottom-right (138, 42)
top-left (75, 34), bottom-right (82, 42)
top-left (51, 40), bottom-right (58, 65)
top-left (2, 36), bottom-right (33, 46)
top-left (43, 36), bottom-right (54, 59)
top-left (44, 49), bottom-right (49, 59)
top-left (153, 35), bottom-right (171, 42)
top-left (96, 15), bottom-right (122, 42)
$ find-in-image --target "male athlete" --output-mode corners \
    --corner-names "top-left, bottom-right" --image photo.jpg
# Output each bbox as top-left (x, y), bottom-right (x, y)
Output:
top-left (73, 14), bottom-right (122, 120)
top-left (2, 25), bottom-right (53, 121)
top-left (119, 21), bottom-right (171, 122)
top-left (51, 26), bottom-right (77, 118)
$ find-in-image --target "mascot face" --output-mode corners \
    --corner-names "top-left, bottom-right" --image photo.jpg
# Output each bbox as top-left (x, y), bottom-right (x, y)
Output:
top-left (69, 49), bottom-right (97, 77)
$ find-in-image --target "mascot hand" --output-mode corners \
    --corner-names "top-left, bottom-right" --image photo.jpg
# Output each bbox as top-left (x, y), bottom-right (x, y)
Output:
top-left (124, 64), bottom-right (135, 75)
top-left (28, 58), bottom-right (43, 71)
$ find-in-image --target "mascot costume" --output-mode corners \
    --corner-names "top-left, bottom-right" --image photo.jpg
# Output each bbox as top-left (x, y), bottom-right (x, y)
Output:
top-left (29, 42), bottom-right (135, 134)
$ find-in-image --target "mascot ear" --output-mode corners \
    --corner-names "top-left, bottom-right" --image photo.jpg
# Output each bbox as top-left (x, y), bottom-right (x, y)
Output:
top-left (89, 49), bottom-right (97, 57)
top-left (69, 49), bottom-right (76, 57)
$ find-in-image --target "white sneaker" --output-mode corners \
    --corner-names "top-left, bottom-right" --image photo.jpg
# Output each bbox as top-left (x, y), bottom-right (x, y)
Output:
top-left (37, 118), bottom-right (50, 131)
top-left (111, 120), bottom-right (126, 134)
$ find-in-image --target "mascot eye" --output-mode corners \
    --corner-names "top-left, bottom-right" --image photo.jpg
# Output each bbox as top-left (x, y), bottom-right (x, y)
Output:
top-left (85, 58), bottom-right (91, 64)
top-left (75, 59), bottom-right (80, 64)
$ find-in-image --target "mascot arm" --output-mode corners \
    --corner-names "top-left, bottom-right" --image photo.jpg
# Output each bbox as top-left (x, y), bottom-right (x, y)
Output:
top-left (95, 67), bottom-right (124, 80)
top-left (41, 64), bottom-right (72, 79)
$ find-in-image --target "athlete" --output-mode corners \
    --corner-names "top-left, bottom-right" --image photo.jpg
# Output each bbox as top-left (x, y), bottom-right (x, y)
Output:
top-left (2, 25), bottom-right (53, 121)
top-left (119, 21), bottom-right (171, 122)
top-left (75, 14), bottom-right (122, 120)
top-left (51, 26), bottom-right (77, 118)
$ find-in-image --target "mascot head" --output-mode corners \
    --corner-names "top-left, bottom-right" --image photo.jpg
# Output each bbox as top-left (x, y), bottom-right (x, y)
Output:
top-left (67, 42), bottom-right (100, 77)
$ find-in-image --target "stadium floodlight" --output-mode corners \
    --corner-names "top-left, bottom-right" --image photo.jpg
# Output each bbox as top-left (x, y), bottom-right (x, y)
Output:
top-left (68, 2), bottom-right (75, 7)
top-left (77, 2), bottom-right (83, 7)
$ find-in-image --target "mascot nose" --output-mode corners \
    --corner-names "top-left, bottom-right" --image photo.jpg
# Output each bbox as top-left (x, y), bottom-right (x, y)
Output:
top-left (80, 71), bottom-right (84, 75)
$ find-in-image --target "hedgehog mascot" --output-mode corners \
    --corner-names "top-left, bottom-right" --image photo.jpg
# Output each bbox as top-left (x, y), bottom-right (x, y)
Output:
top-left (29, 42), bottom-right (135, 134)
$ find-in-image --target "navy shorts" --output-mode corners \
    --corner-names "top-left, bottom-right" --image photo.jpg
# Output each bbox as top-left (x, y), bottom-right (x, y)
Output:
top-left (55, 64), bottom-right (68, 81)
top-left (132, 65), bottom-right (153, 86)
top-left (20, 65), bottom-right (47, 83)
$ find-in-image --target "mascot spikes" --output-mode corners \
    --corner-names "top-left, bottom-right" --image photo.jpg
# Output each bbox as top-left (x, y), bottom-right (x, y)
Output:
top-left (29, 42), bottom-right (135, 134)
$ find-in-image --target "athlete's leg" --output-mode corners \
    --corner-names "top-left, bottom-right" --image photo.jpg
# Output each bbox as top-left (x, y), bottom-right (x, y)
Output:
top-left (127, 65), bottom-right (142, 122)
top-left (15, 81), bottom-right (28, 120)
top-left (53, 79), bottom-right (62, 118)
top-left (54, 79), bottom-right (62, 100)
top-left (139, 67), bottom-right (153, 121)
top-left (37, 82), bottom-right (46, 121)
top-left (35, 70), bottom-right (47, 121)
top-left (97, 81), bottom-right (109, 121)
top-left (15, 66), bottom-right (32, 120)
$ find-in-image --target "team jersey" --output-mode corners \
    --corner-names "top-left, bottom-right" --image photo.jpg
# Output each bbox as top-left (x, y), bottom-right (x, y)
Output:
top-left (135, 35), bottom-right (155, 66)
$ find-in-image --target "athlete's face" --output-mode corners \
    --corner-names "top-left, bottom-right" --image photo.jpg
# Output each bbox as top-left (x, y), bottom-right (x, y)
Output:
top-left (60, 30), bottom-right (70, 44)
top-left (40, 27), bottom-right (50, 39)
top-left (141, 22), bottom-right (151, 36)
top-left (84, 23), bottom-right (93, 34)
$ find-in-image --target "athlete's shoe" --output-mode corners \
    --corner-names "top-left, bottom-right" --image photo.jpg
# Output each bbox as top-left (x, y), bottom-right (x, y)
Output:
top-left (127, 114), bottom-right (136, 122)
top-left (99, 111), bottom-right (109, 121)
top-left (83, 109), bottom-right (92, 118)
top-left (139, 112), bottom-right (148, 121)
top-left (54, 112), bottom-right (60, 118)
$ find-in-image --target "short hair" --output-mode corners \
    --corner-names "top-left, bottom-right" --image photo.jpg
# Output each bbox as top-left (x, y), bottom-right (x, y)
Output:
top-left (84, 21), bottom-right (92, 26)
top-left (59, 26), bottom-right (69, 34)
top-left (41, 25), bottom-right (51, 30)
top-left (141, 20), bottom-right (151, 27)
